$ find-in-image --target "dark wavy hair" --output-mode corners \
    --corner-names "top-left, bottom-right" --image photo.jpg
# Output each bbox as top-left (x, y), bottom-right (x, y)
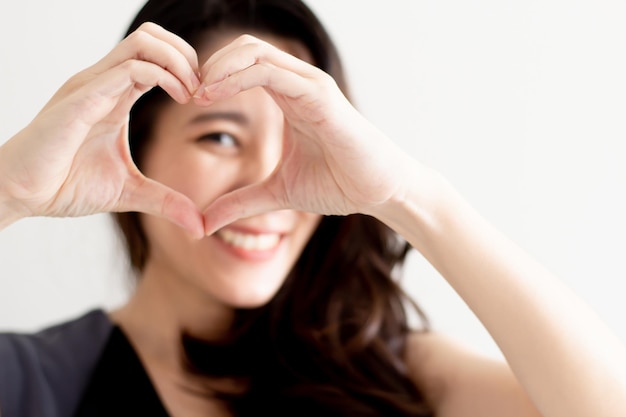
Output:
top-left (115, 0), bottom-right (433, 415)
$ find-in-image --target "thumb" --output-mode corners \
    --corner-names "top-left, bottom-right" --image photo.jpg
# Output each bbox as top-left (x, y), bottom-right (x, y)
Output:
top-left (203, 182), bottom-right (286, 236)
top-left (120, 176), bottom-right (204, 239)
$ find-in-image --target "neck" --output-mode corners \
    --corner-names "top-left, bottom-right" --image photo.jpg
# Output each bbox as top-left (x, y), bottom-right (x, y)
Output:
top-left (110, 261), bottom-right (235, 368)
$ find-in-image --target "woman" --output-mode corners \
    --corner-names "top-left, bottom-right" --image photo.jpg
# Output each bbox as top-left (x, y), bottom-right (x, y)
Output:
top-left (1, 0), bottom-right (625, 416)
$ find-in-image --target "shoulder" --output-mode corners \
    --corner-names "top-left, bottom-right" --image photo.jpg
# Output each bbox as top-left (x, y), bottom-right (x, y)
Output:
top-left (0, 310), bottom-right (113, 376)
top-left (0, 310), bottom-right (114, 417)
top-left (405, 331), bottom-right (543, 417)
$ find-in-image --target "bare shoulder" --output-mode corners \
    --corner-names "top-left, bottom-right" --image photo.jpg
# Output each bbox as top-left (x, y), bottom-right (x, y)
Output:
top-left (405, 332), bottom-right (543, 417)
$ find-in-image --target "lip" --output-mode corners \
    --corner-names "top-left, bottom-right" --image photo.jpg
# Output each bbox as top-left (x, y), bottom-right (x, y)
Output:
top-left (212, 226), bottom-right (285, 262)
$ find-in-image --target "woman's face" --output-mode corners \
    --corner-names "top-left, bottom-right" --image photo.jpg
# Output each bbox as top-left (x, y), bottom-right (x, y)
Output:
top-left (139, 33), bottom-right (321, 309)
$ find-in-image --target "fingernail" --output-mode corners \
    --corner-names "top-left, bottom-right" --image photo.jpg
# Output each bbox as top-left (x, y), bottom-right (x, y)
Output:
top-left (193, 83), bottom-right (206, 99)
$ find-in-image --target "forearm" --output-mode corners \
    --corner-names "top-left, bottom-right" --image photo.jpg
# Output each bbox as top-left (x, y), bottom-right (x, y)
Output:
top-left (371, 160), bottom-right (626, 417)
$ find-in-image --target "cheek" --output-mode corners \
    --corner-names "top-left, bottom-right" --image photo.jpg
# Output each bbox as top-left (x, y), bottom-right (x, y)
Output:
top-left (295, 213), bottom-right (323, 245)
top-left (142, 147), bottom-right (241, 208)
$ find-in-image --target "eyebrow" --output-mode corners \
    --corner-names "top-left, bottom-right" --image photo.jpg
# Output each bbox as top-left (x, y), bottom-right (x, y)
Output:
top-left (187, 111), bottom-right (249, 126)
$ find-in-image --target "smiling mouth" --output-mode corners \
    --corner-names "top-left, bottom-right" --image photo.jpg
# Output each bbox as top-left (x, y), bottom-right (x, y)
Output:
top-left (216, 229), bottom-right (281, 251)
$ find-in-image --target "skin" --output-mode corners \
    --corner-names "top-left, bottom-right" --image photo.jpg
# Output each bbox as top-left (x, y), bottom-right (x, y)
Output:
top-left (111, 33), bottom-right (321, 416)
top-left (1, 22), bottom-right (626, 417)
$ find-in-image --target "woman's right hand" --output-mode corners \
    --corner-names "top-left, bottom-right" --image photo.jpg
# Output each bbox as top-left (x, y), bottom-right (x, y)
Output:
top-left (0, 23), bottom-right (204, 237)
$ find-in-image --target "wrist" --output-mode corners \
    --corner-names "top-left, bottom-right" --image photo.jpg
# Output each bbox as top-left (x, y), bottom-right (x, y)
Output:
top-left (0, 200), bottom-right (24, 230)
top-left (365, 160), bottom-right (456, 251)
top-left (0, 145), bottom-right (27, 229)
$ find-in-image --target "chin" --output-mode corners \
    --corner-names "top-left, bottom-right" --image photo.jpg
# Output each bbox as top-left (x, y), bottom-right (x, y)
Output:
top-left (216, 282), bottom-right (284, 310)
top-left (223, 295), bottom-right (277, 310)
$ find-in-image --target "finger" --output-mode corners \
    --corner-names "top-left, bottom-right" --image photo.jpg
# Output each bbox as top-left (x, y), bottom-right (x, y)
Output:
top-left (200, 35), bottom-right (317, 85)
top-left (120, 175), bottom-right (205, 239)
top-left (67, 59), bottom-right (190, 128)
top-left (199, 34), bottom-right (257, 74)
top-left (136, 22), bottom-right (199, 73)
top-left (203, 182), bottom-right (286, 236)
top-left (197, 62), bottom-right (318, 106)
top-left (92, 22), bottom-right (200, 94)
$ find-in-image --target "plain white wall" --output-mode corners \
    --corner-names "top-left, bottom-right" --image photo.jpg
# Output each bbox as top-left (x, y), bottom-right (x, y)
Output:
top-left (0, 1), bottom-right (625, 359)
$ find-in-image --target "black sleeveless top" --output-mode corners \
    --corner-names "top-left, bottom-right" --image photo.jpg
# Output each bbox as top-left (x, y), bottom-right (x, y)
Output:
top-left (0, 310), bottom-right (170, 417)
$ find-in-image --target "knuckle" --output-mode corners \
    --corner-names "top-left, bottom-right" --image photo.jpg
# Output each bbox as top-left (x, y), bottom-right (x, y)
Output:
top-left (125, 29), bottom-right (150, 48)
top-left (137, 21), bottom-right (160, 33)
top-left (120, 59), bottom-right (145, 75)
top-left (316, 71), bottom-right (338, 91)
top-left (236, 33), bottom-right (258, 44)
top-left (120, 59), bottom-right (137, 70)
top-left (60, 71), bottom-right (91, 93)
top-left (321, 70), bottom-right (337, 84)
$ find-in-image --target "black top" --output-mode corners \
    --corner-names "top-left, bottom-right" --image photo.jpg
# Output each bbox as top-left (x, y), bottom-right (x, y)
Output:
top-left (72, 326), bottom-right (170, 417)
top-left (0, 310), bottom-right (170, 417)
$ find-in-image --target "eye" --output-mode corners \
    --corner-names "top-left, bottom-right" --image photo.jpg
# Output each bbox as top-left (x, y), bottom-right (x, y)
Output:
top-left (197, 132), bottom-right (238, 148)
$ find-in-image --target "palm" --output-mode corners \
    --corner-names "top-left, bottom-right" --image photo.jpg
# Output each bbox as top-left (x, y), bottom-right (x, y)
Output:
top-left (4, 81), bottom-right (141, 218)
top-left (46, 123), bottom-right (135, 217)
top-left (272, 109), bottom-right (389, 216)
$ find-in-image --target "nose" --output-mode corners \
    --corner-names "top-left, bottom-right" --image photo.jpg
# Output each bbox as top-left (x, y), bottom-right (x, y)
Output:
top-left (235, 128), bottom-right (283, 189)
top-left (227, 89), bottom-right (285, 191)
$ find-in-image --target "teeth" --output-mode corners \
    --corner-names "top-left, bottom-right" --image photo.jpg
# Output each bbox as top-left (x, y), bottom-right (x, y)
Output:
top-left (217, 229), bottom-right (280, 251)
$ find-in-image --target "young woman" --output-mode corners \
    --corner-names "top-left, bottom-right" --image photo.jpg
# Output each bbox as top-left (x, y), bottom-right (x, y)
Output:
top-left (1, 0), bottom-right (625, 416)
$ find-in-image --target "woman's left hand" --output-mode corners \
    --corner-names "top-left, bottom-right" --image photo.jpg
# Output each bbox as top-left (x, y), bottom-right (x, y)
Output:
top-left (195, 35), bottom-right (411, 234)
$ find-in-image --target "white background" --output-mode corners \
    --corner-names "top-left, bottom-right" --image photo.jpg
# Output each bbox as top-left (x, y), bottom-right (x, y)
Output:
top-left (0, 1), bottom-right (625, 359)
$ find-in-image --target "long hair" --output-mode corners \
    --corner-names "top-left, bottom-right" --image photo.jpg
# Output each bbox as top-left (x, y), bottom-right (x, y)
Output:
top-left (115, 1), bottom-right (433, 415)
